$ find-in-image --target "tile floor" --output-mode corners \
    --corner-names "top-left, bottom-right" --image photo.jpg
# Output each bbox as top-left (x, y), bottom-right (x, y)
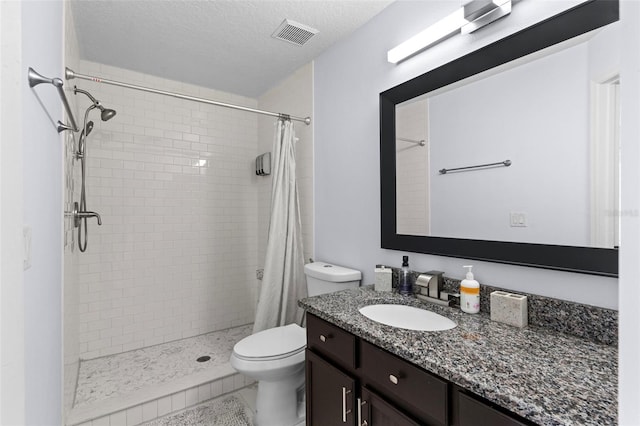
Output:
top-left (140, 385), bottom-right (257, 426)
top-left (68, 325), bottom-right (254, 425)
top-left (75, 325), bottom-right (252, 407)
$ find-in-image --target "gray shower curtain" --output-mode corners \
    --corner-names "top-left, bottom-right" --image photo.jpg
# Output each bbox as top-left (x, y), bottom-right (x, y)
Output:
top-left (253, 119), bottom-right (307, 333)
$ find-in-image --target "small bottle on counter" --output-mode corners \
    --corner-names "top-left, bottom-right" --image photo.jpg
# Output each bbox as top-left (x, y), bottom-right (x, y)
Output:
top-left (374, 265), bottom-right (392, 292)
top-left (398, 256), bottom-right (414, 296)
top-left (460, 265), bottom-right (480, 314)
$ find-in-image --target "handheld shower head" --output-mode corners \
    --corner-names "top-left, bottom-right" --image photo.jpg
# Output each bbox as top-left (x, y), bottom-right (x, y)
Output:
top-left (76, 120), bottom-right (94, 159)
top-left (85, 121), bottom-right (94, 136)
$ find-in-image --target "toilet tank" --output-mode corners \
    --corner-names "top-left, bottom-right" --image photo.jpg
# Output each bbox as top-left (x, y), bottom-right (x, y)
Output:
top-left (304, 262), bottom-right (361, 297)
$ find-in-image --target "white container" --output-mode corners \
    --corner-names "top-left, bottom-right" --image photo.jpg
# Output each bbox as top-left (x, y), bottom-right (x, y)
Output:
top-left (460, 265), bottom-right (480, 314)
top-left (374, 265), bottom-right (392, 292)
top-left (490, 291), bottom-right (528, 328)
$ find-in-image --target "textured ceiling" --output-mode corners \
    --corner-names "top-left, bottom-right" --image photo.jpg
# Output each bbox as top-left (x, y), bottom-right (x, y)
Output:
top-left (71, 0), bottom-right (394, 98)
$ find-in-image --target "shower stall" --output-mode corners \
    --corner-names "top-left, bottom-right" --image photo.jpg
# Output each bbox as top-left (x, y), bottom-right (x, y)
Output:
top-left (61, 43), bottom-right (314, 425)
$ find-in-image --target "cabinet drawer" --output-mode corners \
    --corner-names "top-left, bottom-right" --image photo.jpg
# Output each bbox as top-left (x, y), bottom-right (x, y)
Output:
top-left (360, 340), bottom-right (448, 425)
top-left (307, 313), bottom-right (356, 370)
top-left (458, 392), bottom-right (531, 426)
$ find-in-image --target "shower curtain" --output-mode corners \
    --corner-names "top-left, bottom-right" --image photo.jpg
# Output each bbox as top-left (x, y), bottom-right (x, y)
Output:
top-left (253, 119), bottom-right (307, 333)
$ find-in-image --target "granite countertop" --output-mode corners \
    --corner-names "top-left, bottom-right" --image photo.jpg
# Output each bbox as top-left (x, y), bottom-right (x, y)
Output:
top-left (299, 287), bottom-right (617, 426)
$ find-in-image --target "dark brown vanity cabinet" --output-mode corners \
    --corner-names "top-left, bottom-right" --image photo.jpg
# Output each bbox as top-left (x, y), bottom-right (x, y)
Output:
top-left (306, 349), bottom-right (357, 425)
top-left (360, 387), bottom-right (421, 426)
top-left (452, 389), bottom-right (531, 426)
top-left (306, 313), bottom-right (535, 426)
top-left (305, 349), bottom-right (420, 426)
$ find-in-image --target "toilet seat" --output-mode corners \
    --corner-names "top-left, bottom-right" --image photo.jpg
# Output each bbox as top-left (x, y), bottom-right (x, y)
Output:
top-left (233, 323), bottom-right (306, 361)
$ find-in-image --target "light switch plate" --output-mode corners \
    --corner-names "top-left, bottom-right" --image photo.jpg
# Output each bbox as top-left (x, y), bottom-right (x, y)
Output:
top-left (509, 212), bottom-right (527, 227)
top-left (23, 225), bottom-right (32, 270)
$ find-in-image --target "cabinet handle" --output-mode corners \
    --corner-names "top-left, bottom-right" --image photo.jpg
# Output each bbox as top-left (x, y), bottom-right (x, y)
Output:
top-left (342, 387), bottom-right (352, 422)
top-left (357, 398), bottom-right (367, 426)
top-left (389, 374), bottom-right (399, 385)
top-left (319, 333), bottom-right (332, 342)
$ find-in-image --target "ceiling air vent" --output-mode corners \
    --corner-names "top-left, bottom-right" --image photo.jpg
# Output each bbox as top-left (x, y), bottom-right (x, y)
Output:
top-left (272, 19), bottom-right (318, 46)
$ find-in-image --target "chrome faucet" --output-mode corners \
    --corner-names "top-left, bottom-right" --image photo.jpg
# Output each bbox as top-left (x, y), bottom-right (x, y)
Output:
top-left (415, 271), bottom-right (444, 298)
top-left (70, 201), bottom-right (102, 227)
top-left (415, 271), bottom-right (452, 306)
top-left (76, 210), bottom-right (102, 226)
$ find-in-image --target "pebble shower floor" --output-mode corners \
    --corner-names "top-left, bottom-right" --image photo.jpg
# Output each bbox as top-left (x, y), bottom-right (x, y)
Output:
top-left (68, 325), bottom-right (254, 426)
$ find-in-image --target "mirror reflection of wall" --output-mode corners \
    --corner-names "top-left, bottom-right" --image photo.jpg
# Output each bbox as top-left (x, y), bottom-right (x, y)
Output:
top-left (395, 21), bottom-right (620, 249)
top-left (396, 100), bottom-right (429, 236)
top-left (591, 75), bottom-right (620, 249)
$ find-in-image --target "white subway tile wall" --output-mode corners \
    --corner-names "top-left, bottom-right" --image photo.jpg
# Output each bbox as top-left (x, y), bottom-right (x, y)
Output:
top-left (74, 60), bottom-right (259, 359)
top-left (257, 62), bottom-right (314, 269)
top-left (63, 3), bottom-right (83, 416)
top-left (396, 99), bottom-right (430, 237)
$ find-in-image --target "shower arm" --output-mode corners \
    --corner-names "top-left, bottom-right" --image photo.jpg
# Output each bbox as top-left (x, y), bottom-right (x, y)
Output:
top-left (74, 86), bottom-right (100, 105)
top-left (27, 67), bottom-right (79, 133)
top-left (65, 67), bottom-right (312, 125)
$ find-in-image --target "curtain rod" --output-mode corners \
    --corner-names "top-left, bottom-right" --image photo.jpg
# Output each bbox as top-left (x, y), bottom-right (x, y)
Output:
top-left (65, 67), bottom-right (311, 126)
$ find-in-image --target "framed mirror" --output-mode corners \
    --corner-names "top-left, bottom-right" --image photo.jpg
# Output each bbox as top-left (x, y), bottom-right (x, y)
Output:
top-left (380, 0), bottom-right (619, 277)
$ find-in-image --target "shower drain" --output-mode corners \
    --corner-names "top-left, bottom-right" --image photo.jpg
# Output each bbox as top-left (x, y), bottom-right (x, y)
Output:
top-left (196, 355), bottom-right (211, 362)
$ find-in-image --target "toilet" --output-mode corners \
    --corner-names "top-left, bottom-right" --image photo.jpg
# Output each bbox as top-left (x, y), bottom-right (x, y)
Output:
top-left (230, 261), bottom-right (361, 426)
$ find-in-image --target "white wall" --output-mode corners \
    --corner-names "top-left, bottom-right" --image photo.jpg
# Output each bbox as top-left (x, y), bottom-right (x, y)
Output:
top-left (396, 99), bottom-right (429, 236)
top-left (618, 1), bottom-right (640, 423)
top-left (257, 63), bottom-right (315, 271)
top-left (0, 1), bottom-right (26, 424)
top-left (70, 61), bottom-right (258, 359)
top-left (60, 18), bottom-right (314, 418)
top-left (21, 0), bottom-right (64, 424)
top-left (429, 40), bottom-right (590, 245)
top-left (416, 22), bottom-right (620, 247)
top-left (256, 63), bottom-right (315, 315)
top-left (63, 1), bottom-right (82, 418)
top-left (314, 0), bottom-right (619, 310)
top-left (314, 0), bottom-right (639, 423)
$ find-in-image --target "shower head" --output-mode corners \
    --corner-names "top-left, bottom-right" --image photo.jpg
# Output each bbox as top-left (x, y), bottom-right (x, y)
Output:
top-left (99, 106), bottom-right (116, 121)
top-left (74, 86), bottom-right (117, 122)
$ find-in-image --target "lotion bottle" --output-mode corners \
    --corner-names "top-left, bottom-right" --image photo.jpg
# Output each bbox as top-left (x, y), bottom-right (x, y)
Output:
top-left (460, 265), bottom-right (480, 314)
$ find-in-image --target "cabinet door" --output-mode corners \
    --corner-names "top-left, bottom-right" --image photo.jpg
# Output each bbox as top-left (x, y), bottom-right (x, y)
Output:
top-left (359, 387), bottom-right (420, 426)
top-left (457, 392), bottom-right (532, 426)
top-left (306, 349), bottom-right (356, 426)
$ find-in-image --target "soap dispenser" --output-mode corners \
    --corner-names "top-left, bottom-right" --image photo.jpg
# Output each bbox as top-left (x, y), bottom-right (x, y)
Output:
top-left (398, 256), bottom-right (413, 296)
top-left (460, 265), bottom-right (480, 314)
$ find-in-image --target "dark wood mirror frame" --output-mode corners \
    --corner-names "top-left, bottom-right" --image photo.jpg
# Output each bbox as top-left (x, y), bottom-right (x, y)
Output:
top-left (380, 0), bottom-right (619, 277)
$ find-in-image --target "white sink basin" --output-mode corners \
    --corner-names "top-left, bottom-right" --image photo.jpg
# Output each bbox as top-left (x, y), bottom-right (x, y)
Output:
top-left (359, 304), bottom-right (456, 331)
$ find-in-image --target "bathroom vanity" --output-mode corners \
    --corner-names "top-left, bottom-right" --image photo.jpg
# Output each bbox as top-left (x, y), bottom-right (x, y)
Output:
top-left (301, 288), bottom-right (617, 426)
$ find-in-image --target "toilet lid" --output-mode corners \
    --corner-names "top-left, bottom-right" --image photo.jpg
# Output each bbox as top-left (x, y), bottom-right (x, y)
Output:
top-left (233, 324), bottom-right (306, 361)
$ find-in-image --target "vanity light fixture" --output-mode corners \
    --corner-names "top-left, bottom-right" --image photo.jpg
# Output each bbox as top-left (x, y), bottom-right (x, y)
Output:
top-left (462, 0), bottom-right (512, 34)
top-left (387, 0), bottom-right (512, 64)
